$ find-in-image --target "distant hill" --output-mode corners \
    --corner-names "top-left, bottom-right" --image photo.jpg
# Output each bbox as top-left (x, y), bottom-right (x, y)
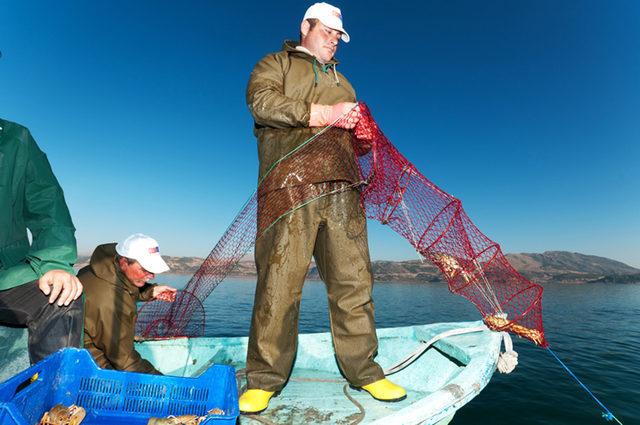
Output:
top-left (505, 251), bottom-right (639, 284)
top-left (76, 251), bottom-right (640, 284)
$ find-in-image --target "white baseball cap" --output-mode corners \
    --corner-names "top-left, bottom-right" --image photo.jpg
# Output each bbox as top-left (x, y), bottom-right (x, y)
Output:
top-left (303, 2), bottom-right (350, 43)
top-left (116, 233), bottom-right (170, 274)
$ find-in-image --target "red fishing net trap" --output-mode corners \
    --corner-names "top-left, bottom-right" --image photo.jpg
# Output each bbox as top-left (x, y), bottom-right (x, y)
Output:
top-left (137, 103), bottom-right (546, 347)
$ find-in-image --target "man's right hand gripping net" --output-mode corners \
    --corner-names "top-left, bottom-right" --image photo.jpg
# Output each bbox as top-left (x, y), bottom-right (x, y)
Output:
top-left (137, 103), bottom-right (546, 347)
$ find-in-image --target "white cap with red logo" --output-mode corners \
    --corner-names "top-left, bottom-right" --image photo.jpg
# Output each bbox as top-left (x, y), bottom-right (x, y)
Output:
top-left (115, 233), bottom-right (170, 274)
top-left (303, 2), bottom-right (350, 43)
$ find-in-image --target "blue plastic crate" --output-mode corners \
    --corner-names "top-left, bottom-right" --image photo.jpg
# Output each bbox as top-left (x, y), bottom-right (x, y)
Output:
top-left (0, 348), bottom-right (238, 425)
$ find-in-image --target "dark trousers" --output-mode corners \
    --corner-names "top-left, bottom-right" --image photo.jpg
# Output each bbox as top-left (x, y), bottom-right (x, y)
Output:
top-left (247, 186), bottom-right (385, 391)
top-left (0, 280), bottom-right (83, 364)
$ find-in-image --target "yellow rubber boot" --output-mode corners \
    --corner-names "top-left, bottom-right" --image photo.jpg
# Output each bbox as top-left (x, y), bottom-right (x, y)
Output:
top-left (361, 378), bottom-right (407, 402)
top-left (239, 389), bottom-right (275, 414)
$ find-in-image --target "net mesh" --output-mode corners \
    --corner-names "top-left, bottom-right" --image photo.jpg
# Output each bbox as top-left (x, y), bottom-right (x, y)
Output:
top-left (137, 103), bottom-right (546, 346)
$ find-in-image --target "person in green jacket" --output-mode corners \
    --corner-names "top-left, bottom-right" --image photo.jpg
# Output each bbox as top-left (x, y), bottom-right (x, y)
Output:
top-left (0, 118), bottom-right (83, 364)
top-left (239, 2), bottom-right (406, 413)
top-left (78, 234), bottom-right (177, 374)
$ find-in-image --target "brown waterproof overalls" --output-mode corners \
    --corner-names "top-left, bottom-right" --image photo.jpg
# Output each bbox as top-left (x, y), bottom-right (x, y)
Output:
top-left (245, 41), bottom-right (384, 391)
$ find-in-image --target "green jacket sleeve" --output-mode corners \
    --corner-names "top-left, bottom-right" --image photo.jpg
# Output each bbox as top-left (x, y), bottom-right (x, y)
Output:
top-left (246, 54), bottom-right (311, 129)
top-left (23, 131), bottom-right (77, 277)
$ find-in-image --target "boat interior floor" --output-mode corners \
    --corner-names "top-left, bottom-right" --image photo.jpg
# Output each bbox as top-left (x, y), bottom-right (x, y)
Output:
top-left (237, 368), bottom-right (425, 425)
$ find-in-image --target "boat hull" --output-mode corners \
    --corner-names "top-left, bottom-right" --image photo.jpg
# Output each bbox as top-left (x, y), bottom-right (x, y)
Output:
top-left (0, 321), bottom-right (501, 424)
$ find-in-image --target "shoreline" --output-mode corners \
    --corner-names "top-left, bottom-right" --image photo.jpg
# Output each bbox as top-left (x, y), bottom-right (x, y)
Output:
top-left (75, 251), bottom-right (640, 285)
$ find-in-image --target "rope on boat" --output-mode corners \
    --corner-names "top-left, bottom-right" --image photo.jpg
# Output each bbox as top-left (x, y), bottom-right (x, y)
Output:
top-left (384, 326), bottom-right (495, 375)
top-left (546, 347), bottom-right (624, 425)
top-left (234, 367), bottom-right (366, 424)
top-left (342, 384), bottom-right (366, 425)
top-left (496, 332), bottom-right (518, 374)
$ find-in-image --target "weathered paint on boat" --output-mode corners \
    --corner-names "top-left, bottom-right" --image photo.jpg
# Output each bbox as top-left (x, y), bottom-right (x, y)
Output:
top-left (0, 321), bottom-right (502, 424)
top-left (0, 327), bottom-right (30, 383)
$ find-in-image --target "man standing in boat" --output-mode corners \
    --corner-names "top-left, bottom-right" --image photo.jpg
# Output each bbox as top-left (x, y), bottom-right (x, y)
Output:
top-left (0, 117), bottom-right (84, 364)
top-left (78, 233), bottom-right (177, 374)
top-left (240, 2), bottom-right (406, 413)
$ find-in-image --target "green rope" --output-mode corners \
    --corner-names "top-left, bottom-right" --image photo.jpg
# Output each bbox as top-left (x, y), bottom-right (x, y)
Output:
top-left (254, 102), bottom-right (362, 239)
top-left (313, 57), bottom-right (319, 86)
top-left (256, 103), bottom-right (358, 188)
top-left (258, 181), bottom-right (365, 238)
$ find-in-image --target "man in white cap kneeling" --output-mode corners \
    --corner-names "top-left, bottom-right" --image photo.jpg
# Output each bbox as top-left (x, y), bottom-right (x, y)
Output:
top-left (78, 234), bottom-right (177, 374)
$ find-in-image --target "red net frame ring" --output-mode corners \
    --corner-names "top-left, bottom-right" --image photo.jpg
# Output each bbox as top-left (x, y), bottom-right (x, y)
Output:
top-left (416, 199), bottom-right (462, 254)
top-left (483, 290), bottom-right (546, 347)
top-left (379, 165), bottom-right (416, 225)
top-left (136, 290), bottom-right (205, 340)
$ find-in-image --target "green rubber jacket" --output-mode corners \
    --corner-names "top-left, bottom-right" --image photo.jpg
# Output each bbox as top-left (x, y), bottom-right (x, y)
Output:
top-left (247, 40), bottom-right (359, 186)
top-left (0, 118), bottom-right (77, 291)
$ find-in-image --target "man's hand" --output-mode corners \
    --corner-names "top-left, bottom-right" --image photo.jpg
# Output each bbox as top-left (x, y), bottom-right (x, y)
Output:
top-left (152, 285), bottom-right (177, 302)
top-left (38, 270), bottom-right (83, 306)
top-left (310, 102), bottom-right (361, 128)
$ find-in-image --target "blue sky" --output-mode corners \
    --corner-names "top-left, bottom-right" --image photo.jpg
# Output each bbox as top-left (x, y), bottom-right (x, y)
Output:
top-left (1, 1), bottom-right (639, 267)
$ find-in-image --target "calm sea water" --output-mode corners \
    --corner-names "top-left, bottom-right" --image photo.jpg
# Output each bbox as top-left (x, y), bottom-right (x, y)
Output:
top-left (156, 275), bottom-right (640, 425)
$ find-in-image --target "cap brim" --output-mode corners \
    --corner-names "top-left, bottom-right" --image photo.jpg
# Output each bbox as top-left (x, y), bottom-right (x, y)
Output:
top-left (314, 15), bottom-right (350, 43)
top-left (139, 255), bottom-right (170, 274)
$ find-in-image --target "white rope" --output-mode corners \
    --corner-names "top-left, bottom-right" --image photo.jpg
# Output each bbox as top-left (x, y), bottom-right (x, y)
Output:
top-left (473, 259), bottom-right (503, 313)
top-left (384, 326), bottom-right (487, 375)
top-left (497, 332), bottom-right (518, 374)
top-left (466, 271), bottom-right (498, 311)
top-left (384, 326), bottom-right (519, 376)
